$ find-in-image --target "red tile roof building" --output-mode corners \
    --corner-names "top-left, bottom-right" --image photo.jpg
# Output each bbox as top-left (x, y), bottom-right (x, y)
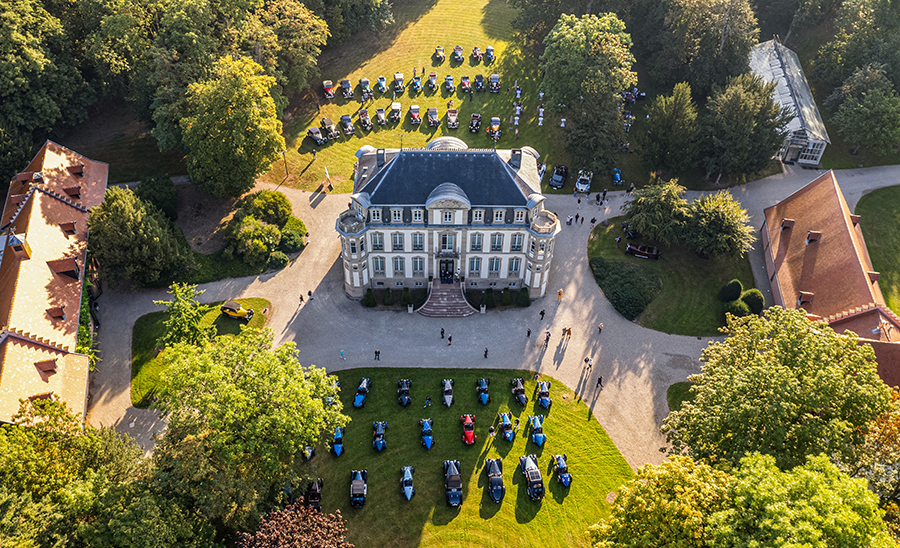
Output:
top-left (0, 141), bottom-right (108, 422)
top-left (762, 171), bottom-right (900, 387)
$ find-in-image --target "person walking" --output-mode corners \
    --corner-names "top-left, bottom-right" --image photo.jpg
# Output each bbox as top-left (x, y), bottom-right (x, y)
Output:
top-left (299, 295), bottom-right (304, 305)
top-left (375, 349), bottom-right (381, 360)
top-left (424, 396), bottom-right (432, 408)
top-left (441, 328), bottom-right (445, 339)
top-left (540, 309), bottom-right (545, 320)
top-left (527, 328), bottom-right (531, 338)
top-left (562, 326), bottom-right (568, 338)
top-left (588, 357), bottom-right (593, 370)
top-left (581, 217), bottom-right (585, 225)
top-left (308, 290), bottom-right (313, 300)
top-left (567, 327), bottom-right (572, 338)
top-left (557, 289), bottom-right (564, 301)
top-left (544, 331), bottom-right (551, 348)
top-left (340, 350), bottom-right (346, 360)
top-left (313, 149), bottom-right (317, 160)
top-left (577, 198), bottom-right (581, 209)
top-left (489, 425), bottom-right (496, 438)
top-left (584, 357), bottom-right (589, 367)
top-left (484, 347), bottom-right (489, 358)
top-left (469, 90), bottom-right (473, 101)
top-left (575, 213), bottom-right (579, 223)
top-left (448, 335), bottom-right (452, 346)
top-left (597, 376), bottom-right (603, 388)
top-left (515, 128), bottom-right (518, 139)
top-left (598, 323), bottom-right (603, 334)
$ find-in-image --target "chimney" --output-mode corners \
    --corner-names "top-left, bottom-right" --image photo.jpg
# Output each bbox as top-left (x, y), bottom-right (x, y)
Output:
top-left (869, 271), bottom-right (880, 283)
top-left (798, 291), bottom-right (814, 305)
top-left (806, 231), bottom-right (821, 244)
top-left (66, 164), bottom-right (85, 177)
top-left (8, 229), bottom-right (31, 260)
top-left (376, 149), bottom-right (386, 168)
top-left (780, 218), bottom-right (795, 230)
top-left (509, 149), bottom-right (522, 169)
top-left (850, 215), bottom-right (861, 225)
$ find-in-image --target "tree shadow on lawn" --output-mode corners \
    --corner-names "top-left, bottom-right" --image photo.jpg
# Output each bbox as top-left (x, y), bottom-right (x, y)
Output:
top-left (480, 0), bottom-right (516, 41)
top-left (512, 466), bottom-right (543, 523)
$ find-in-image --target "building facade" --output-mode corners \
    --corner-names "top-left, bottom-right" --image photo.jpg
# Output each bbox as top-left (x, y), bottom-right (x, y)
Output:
top-left (335, 139), bottom-right (560, 299)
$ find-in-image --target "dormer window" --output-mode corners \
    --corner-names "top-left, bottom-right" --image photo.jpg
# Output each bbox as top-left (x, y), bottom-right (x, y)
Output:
top-left (514, 210), bottom-right (525, 223)
top-left (806, 231), bottom-right (821, 245)
top-left (66, 165), bottom-right (85, 177)
top-left (798, 291), bottom-right (814, 305)
top-left (392, 209), bottom-right (403, 223)
top-left (371, 209), bottom-right (381, 222)
top-left (63, 186), bottom-right (81, 198)
top-left (413, 210), bottom-right (423, 222)
top-left (60, 222), bottom-right (77, 235)
top-left (443, 211), bottom-right (453, 224)
top-left (47, 306), bottom-right (66, 320)
top-left (473, 210), bottom-right (484, 223)
top-left (47, 257), bottom-right (80, 280)
top-left (494, 210), bottom-right (504, 223)
top-left (781, 218), bottom-right (795, 230)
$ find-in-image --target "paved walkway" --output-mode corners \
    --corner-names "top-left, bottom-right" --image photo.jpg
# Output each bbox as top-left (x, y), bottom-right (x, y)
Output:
top-left (86, 164), bottom-right (900, 469)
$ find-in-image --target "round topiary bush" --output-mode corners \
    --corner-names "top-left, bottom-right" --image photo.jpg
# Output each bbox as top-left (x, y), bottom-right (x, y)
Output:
top-left (517, 288), bottom-right (531, 307)
top-left (724, 299), bottom-right (751, 318)
top-left (279, 229), bottom-right (304, 253)
top-left (268, 251), bottom-right (289, 269)
top-left (719, 279), bottom-right (743, 302)
top-left (483, 288), bottom-right (496, 308)
top-left (363, 288), bottom-right (377, 307)
top-left (401, 287), bottom-right (412, 306)
top-left (382, 288), bottom-right (394, 306)
top-left (239, 190), bottom-right (292, 227)
top-left (741, 288), bottom-right (765, 315)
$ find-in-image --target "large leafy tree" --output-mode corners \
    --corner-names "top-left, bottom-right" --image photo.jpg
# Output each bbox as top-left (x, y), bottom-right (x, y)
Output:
top-left (153, 328), bottom-right (347, 529)
top-left (154, 283), bottom-right (214, 348)
top-left (641, 82), bottom-right (699, 174)
top-left (620, 179), bottom-right (689, 245)
top-left (701, 73), bottom-right (792, 176)
top-left (88, 187), bottom-right (190, 288)
top-left (662, 307), bottom-right (892, 470)
top-left (564, 98), bottom-right (627, 175)
top-left (239, 505), bottom-right (353, 548)
top-left (683, 191), bottom-right (755, 258)
top-left (181, 55), bottom-right (285, 198)
top-left (711, 453), bottom-right (895, 547)
top-left (824, 63), bottom-right (895, 111)
top-left (507, 0), bottom-right (588, 45)
top-left (588, 456), bottom-right (732, 547)
top-left (0, 0), bottom-right (94, 178)
top-left (540, 13), bottom-right (636, 109)
top-left (831, 88), bottom-right (900, 157)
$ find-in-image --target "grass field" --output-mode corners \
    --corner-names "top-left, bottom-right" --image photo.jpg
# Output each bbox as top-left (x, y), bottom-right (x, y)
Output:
top-left (855, 186), bottom-right (900, 315)
top-left (588, 216), bottom-right (756, 336)
top-left (308, 367), bottom-right (633, 548)
top-left (130, 298), bottom-right (270, 407)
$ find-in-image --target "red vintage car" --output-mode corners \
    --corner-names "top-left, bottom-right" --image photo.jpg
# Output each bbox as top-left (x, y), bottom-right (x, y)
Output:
top-left (460, 414), bottom-right (477, 445)
top-left (625, 243), bottom-right (661, 260)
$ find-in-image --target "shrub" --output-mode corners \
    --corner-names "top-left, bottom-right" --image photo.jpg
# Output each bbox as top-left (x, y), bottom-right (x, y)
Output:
top-left (500, 288), bottom-right (512, 306)
top-left (135, 174), bottom-right (179, 220)
top-left (483, 288), bottom-right (497, 308)
top-left (237, 190), bottom-right (292, 227)
top-left (382, 288), bottom-right (394, 306)
top-left (284, 216), bottom-right (307, 234)
top-left (400, 287), bottom-right (412, 306)
top-left (268, 251), bottom-right (289, 269)
top-left (363, 288), bottom-right (377, 307)
top-left (719, 279), bottom-right (743, 302)
top-left (589, 257), bottom-right (662, 320)
top-left (724, 299), bottom-right (751, 317)
top-left (279, 229), bottom-right (304, 253)
top-left (517, 288), bottom-right (531, 307)
top-left (741, 288), bottom-right (765, 314)
top-left (230, 213), bottom-right (281, 266)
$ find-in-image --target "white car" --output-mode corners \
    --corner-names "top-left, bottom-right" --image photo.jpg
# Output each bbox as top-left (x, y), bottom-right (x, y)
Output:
top-left (575, 170), bottom-right (593, 192)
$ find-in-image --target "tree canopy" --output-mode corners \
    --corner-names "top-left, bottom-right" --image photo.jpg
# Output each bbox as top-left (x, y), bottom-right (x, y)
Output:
top-left (641, 82), bottom-right (699, 174)
top-left (662, 307), bottom-right (892, 470)
top-left (621, 179), bottom-right (689, 245)
top-left (684, 191), bottom-right (755, 257)
top-left (153, 328), bottom-right (347, 529)
top-left (88, 186), bottom-right (190, 288)
top-left (831, 88), bottom-right (900, 156)
top-left (154, 283), bottom-right (214, 347)
top-left (239, 505), bottom-right (353, 548)
top-left (181, 56), bottom-right (286, 198)
top-left (701, 73), bottom-right (792, 176)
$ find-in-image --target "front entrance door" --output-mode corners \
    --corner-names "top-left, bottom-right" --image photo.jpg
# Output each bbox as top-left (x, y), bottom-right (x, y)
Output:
top-left (439, 259), bottom-right (454, 283)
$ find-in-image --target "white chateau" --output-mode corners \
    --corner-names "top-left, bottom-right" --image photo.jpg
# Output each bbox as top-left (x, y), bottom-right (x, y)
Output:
top-left (335, 138), bottom-right (561, 299)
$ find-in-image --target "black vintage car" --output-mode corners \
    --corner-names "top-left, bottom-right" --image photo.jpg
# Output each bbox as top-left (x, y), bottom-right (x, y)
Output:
top-left (307, 126), bottom-right (326, 145)
top-left (511, 377), bottom-right (528, 406)
top-left (469, 113), bottom-right (482, 132)
top-left (340, 79), bottom-right (353, 99)
top-left (474, 74), bottom-right (485, 91)
top-left (340, 114), bottom-right (355, 135)
top-left (625, 243), bottom-right (661, 259)
top-left (306, 478), bottom-right (324, 511)
top-left (397, 379), bottom-right (412, 406)
top-left (350, 470), bottom-right (367, 507)
top-left (443, 460), bottom-right (463, 507)
top-left (321, 118), bottom-right (340, 140)
top-left (485, 458), bottom-right (505, 503)
top-left (359, 109), bottom-right (374, 130)
top-left (519, 454), bottom-right (545, 501)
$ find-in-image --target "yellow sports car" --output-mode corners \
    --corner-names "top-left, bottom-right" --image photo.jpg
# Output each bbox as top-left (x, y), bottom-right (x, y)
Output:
top-left (221, 301), bottom-right (254, 321)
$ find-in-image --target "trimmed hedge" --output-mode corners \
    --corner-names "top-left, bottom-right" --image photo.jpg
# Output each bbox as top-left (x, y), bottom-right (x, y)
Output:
top-left (517, 288), bottom-right (531, 307)
top-left (589, 257), bottom-right (662, 320)
top-left (483, 288), bottom-right (496, 309)
top-left (382, 288), bottom-right (394, 306)
top-left (501, 288), bottom-right (512, 306)
top-left (401, 287), bottom-right (412, 306)
top-left (279, 229), bottom-right (304, 253)
top-left (363, 288), bottom-right (377, 307)
top-left (724, 299), bottom-right (751, 317)
top-left (719, 279), bottom-right (743, 302)
top-left (741, 288), bottom-right (765, 314)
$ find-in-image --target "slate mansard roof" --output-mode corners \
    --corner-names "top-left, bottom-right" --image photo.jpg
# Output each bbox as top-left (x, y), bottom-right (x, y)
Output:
top-left (353, 147), bottom-right (542, 207)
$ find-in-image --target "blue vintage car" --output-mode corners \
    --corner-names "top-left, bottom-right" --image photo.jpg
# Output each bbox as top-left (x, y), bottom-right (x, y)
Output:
top-left (332, 427), bottom-right (345, 456)
top-left (400, 466), bottom-right (416, 500)
top-left (519, 454), bottom-right (544, 501)
top-left (476, 378), bottom-right (491, 405)
top-left (485, 458), bottom-right (505, 503)
top-left (537, 381), bottom-right (553, 409)
top-left (497, 412), bottom-right (515, 442)
top-left (553, 454), bottom-right (573, 488)
top-left (397, 379), bottom-right (412, 406)
top-left (511, 377), bottom-right (528, 406)
top-left (529, 414), bottom-right (546, 447)
top-left (353, 378), bottom-right (372, 408)
top-left (350, 470), bottom-right (367, 507)
top-left (373, 421), bottom-right (387, 451)
top-left (420, 418), bottom-right (435, 449)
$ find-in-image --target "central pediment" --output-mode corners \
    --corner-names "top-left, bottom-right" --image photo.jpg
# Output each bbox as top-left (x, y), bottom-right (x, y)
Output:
top-left (425, 183), bottom-right (471, 210)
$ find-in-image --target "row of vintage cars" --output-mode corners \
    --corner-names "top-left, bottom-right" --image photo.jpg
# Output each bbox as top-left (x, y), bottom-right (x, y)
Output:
top-left (351, 377), bottom-right (553, 409)
top-left (323, 72), bottom-right (501, 100)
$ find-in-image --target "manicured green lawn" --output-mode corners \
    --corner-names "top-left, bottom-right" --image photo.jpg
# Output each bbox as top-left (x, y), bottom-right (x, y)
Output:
top-left (856, 186), bottom-right (900, 315)
top-left (587, 216), bottom-right (756, 336)
top-left (666, 382), bottom-right (695, 413)
top-left (311, 367), bottom-right (633, 548)
top-left (130, 298), bottom-right (270, 407)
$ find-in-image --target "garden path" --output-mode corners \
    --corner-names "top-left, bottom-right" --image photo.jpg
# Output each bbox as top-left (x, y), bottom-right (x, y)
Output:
top-left (86, 163), bottom-right (900, 469)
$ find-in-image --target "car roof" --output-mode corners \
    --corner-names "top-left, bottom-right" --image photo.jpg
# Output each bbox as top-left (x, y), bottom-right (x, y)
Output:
top-left (222, 300), bottom-right (241, 311)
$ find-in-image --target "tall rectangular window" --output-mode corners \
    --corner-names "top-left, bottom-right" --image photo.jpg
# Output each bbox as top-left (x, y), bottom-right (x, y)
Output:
top-left (489, 257), bottom-right (501, 272)
top-left (514, 210), bottom-right (525, 223)
top-left (470, 233), bottom-right (482, 251)
top-left (473, 210), bottom-right (484, 222)
top-left (491, 234), bottom-right (503, 251)
top-left (412, 233), bottom-right (424, 251)
top-left (392, 209), bottom-right (402, 222)
top-left (509, 257), bottom-right (520, 273)
top-left (372, 233), bottom-right (384, 250)
top-left (392, 233), bottom-right (404, 251)
top-left (413, 257), bottom-right (424, 274)
top-left (413, 210), bottom-right (423, 222)
top-left (371, 209), bottom-right (381, 222)
top-left (373, 257), bottom-right (385, 273)
top-left (349, 241), bottom-right (357, 254)
top-left (469, 257), bottom-right (482, 275)
top-left (443, 211), bottom-right (453, 223)
top-left (494, 210), bottom-right (504, 223)
top-left (441, 234), bottom-right (455, 251)
top-left (393, 257), bottom-right (405, 275)
top-left (511, 234), bottom-right (523, 252)
top-left (359, 239), bottom-right (365, 253)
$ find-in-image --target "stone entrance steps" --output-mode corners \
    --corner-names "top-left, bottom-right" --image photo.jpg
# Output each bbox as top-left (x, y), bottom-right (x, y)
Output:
top-left (417, 280), bottom-right (477, 318)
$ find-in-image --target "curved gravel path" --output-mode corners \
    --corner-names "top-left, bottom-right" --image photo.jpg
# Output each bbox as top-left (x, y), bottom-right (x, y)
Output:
top-left (86, 163), bottom-right (900, 468)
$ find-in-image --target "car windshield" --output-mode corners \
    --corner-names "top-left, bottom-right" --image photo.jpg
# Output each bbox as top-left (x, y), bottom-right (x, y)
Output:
top-left (527, 470), bottom-right (541, 482)
top-left (447, 475), bottom-right (462, 488)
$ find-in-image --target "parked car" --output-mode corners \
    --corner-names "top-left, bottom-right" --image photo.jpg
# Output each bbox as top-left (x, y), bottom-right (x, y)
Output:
top-left (549, 164), bottom-right (568, 189)
top-left (376, 75), bottom-right (387, 92)
top-left (400, 466), bottom-right (415, 500)
top-left (519, 454), bottom-right (545, 501)
top-left (485, 458), bottom-right (505, 503)
top-left (389, 102), bottom-right (402, 123)
top-left (359, 109), bottom-right (373, 130)
top-left (536, 381), bottom-right (552, 409)
top-left (420, 418), bottom-right (435, 449)
top-left (497, 411), bottom-right (515, 442)
top-left (511, 377), bottom-right (528, 406)
top-left (472, 47), bottom-right (483, 61)
top-left (375, 108), bottom-right (386, 125)
top-left (474, 74), bottom-right (485, 91)
top-left (485, 45), bottom-right (495, 62)
top-left (447, 108), bottom-right (459, 129)
top-left (353, 378), bottom-right (372, 408)
top-left (349, 470), bottom-right (367, 507)
top-left (443, 460), bottom-right (463, 507)
top-left (529, 414), bottom-right (546, 446)
top-left (460, 414), bottom-right (476, 445)
top-left (220, 300), bottom-right (253, 321)
top-left (625, 243), bottom-right (661, 260)
top-left (445, 75), bottom-right (455, 92)
top-left (428, 72), bottom-right (438, 90)
top-left (434, 46), bottom-right (445, 63)
top-left (441, 379), bottom-right (455, 407)
top-left (332, 427), bottom-right (345, 456)
top-left (575, 170), bottom-right (593, 192)
top-left (460, 75), bottom-right (471, 92)
top-left (397, 379), bottom-right (412, 406)
top-left (427, 106), bottom-right (439, 127)
top-left (409, 104), bottom-right (422, 124)
top-left (323, 80), bottom-right (334, 99)
top-left (476, 378), bottom-right (490, 405)
top-left (553, 454), bottom-right (573, 487)
top-left (489, 73), bottom-right (500, 92)
top-left (452, 45), bottom-right (464, 62)
top-left (307, 126), bottom-right (326, 145)
top-left (340, 114), bottom-right (355, 135)
top-left (393, 72), bottom-right (405, 92)
top-left (321, 118), bottom-right (340, 140)
top-left (372, 421), bottom-right (387, 452)
top-left (340, 79), bottom-right (353, 99)
top-left (306, 478), bottom-right (324, 511)
top-left (469, 113), bottom-right (482, 132)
